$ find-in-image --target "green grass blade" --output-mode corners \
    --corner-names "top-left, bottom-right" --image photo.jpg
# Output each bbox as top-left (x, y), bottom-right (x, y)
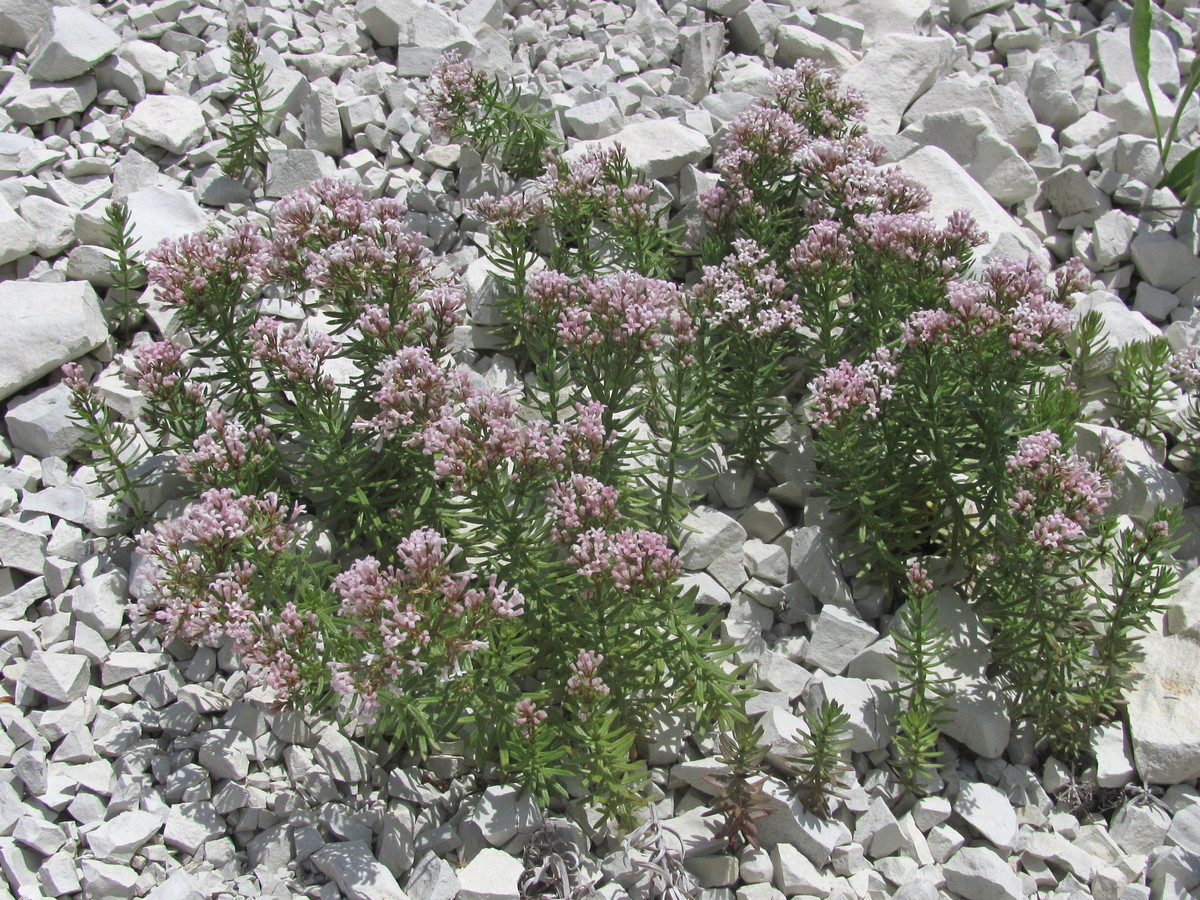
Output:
top-left (1165, 146), bottom-right (1200, 203)
top-left (1164, 53), bottom-right (1200, 169)
top-left (1130, 0), bottom-right (1163, 154)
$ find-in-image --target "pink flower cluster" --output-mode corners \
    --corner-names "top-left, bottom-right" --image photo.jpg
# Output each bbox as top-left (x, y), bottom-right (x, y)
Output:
top-left (769, 62), bottom-right (867, 138)
top-left (515, 697), bottom-right (548, 738)
top-left (694, 239), bottom-right (803, 338)
top-left (1005, 430), bottom-right (1116, 552)
top-left (138, 489), bottom-right (305, 698)
top-left (901, 260), bottom-right (1072, 358)
top-left (357, 347), bottom-right (611, 488)
top-left (788, 220), bottom-right (851, 276)
top-left (418, 52), bottom-right (489, 142)
top-left (1171, 345), bottom-right (1200, 389)
top-left (147, 223), bottom-right (271, 310)
top-left (853, 211), bottom-right (985, 278)
top-left (526, 269), bottom-right (685, 364)
top-left (905, 561), bottom-right (934, 595)
top-left (809, 347), bottom-right (900, 427)
top-left (249, 318), bottom-right (337, 390)
top-left (330, 527), bottom-right (523, 725)
top-left (130, 341), bottom-right (187, 399)
top-left (177, 411), bottom-right (272, 485)
top-left (270, 178), bottom-right (425, 302)
top-left (471, 192), bottom-right (547, 230)
top-left (547, 474), bottom-right (620, 544)
top-left (566, 649), bottom-right (610, 718)
top-left (570, 527), bottom-right (681, 593)
top-left (240, 601), bottom-right (323, 705)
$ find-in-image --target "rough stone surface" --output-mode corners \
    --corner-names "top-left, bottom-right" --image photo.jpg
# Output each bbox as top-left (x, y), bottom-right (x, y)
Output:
top-left (312, 841), bottom-right (411, 900)
top-left (124, 95), bottom-right (208, 156)
top-left (1126, 634), bottom-right (1200, 784)
top-left (563, 119), bottom-right (711, 180)
top-left (27, 6), bottom-right (119, 82)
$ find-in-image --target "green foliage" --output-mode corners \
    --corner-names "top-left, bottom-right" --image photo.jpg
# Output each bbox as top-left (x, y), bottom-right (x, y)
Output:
top-left (789, 700), bottom-right (852, 819)
top-left (61, 365), bottom-right (149, 524)
top-left (1131, 0), bottom-right (1200, 206)
top-left (1114, 337), bottom-right (1175, 447)
top-left (889, 567), bottom-right (953, 793)
top-left (704, 718), bottom-right (776, 851)
top-left (102, 201), bottom-right (146, 335)
top-left (423, 54), bottom-right (558, 181)
top-left (219, 22), bottom-right (279, 183)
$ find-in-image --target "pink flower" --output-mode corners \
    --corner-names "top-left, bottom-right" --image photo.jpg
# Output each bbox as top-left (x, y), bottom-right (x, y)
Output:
top-left (330, 527), bottom-right (523, 722)
top-left (418, 52), bottom-right (489, 141)
top-left (547, 475), bottom-right (620, 544)
top-left (1005, 429), bottom-right (1116, 550)
top-left (570, 528), bottom-right (681, 592)
top-left (810, 347), bottom-right (899, 427)
top-left (566, 649), bottom-right (610, 718)
top-left (695, 238), bottom-right (803, 338)
top-left (249, 318), bottom-right (336, 389)
top-left (905, 561), bottom-right (933, 595)
top-left (515, 697), bottom-right (548, 738)
top-left (176, 411), bottom-right (272, 486)
top-left (147, 223), bottom-right (270, 310)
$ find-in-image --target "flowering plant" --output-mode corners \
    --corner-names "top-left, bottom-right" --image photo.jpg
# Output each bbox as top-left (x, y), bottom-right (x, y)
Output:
top-left (420, 52), bottom-right (558, 180)
top-left (85, 177), bottom-right (738, 826)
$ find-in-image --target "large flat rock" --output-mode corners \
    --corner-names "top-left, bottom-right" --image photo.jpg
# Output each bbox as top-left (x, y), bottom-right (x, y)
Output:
top-left (0, 281), bottom-right (108, 402)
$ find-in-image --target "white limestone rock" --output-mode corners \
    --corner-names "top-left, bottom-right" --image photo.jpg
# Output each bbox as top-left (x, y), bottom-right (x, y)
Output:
top-left (405, 852), bottom-right (460, 900)
top-left (841, 34), bottom-right (956, 135)
top-left (118, 41), bottom-right (178, 95)
top-left (1095, 27), bottom-right (1179, 94)
top-left (771, 842), bottom-right (832, 897)
top-left (789, 526), bottom-right (853, 609)
top-left (0, 0), bottom-right (50, 51)
top-left (313, 841), bottom-right (411, 900)
top-left (4, 382), bottom-right (82, 459)
top-left (84, 810), bottom-right (164, 864)
top-left (1125, 634), bottom-right (1200, 784)
top-left (943, 846), bottom-right (1023, 900)
top-left (27, 6), bottom-right (119, 82)
top-left (1132, 232), bottom-right (1200, 294)
top-left (1110, 801), bottom-right (1170, 856)
top-left (804, 607), bottom-right (878, 676)
top-left (802, 676), bottom-right (895, 752)
top-left (123, 187), bottom-right (209, 253)
top-left (953, 781), bottom-right (1017, 850)
top-left (265, 149), bottom-right (339, 199)
top-left (756, 778), bottom-right (851, 865)
top-left (941, 679), bottom-right (1010, 759)
top-left (18, 195), bottom-right (75, 258)
top-left (459, 785), bottom-right (539, 848)
top-left (20, 650), bottom-right (91, 704)
top-left (5, 74), bottom-right (97, 126)
top-left (456, 846), bottom-right (523, 900)
top-left (71, 570), bottom-right (127, 640)
top-left (895, 145), bottom-right (1047, 266)
top-left (901, 109), bottom-right (1036, 205)
top-left (1067, 291), bottom-right (1162, 375)
top-left (1090, 721), bottom-right (1137, 788)
top-left (755, 650), bottom-right (811, 700)
top-left (563, 119), bottom-right (711, 180)
top-left (0, 197), bottom-right (36, 266)
top-left (679, 506), bottom-right (747, 571)
top-left (774, 25), bottom-right (857, 74)
top-left (0, 280), bottom-right (108, 402)
top-left (903, 75), bottom-right (1040, 156)
top-left (357, 0), bottom-right (475, 53)
top-left (679, 22), bottom-right (724, 100)
top-left (564, 97), bottom-right (623, 140)
top-left (124, 95), bottom-right (208, 156)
